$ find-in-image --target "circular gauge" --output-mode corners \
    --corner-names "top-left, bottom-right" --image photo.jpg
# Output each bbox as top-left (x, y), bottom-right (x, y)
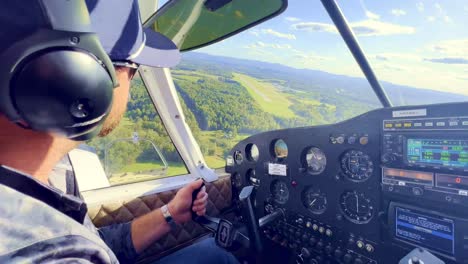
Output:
top-left (270, 180), bottom-right (289, 204)
top-left (247, 169), bottom-right (260, 186)
top-left (232, 172), bottom-right (242, 188)
top-left (273, 139), bottom-right (288, 159)
top-left (246, 144), bottom-right (259, 162)
top-left (302, 187), bottom-right (327, 214)
top-left (341, 150), bottom-right (374, 182)
top-left (339, 191), bottom-right (374, 224)
top-left (304, 147), bottom-right (327, 175)
top-left (234, 151), bottom-right (243, 165)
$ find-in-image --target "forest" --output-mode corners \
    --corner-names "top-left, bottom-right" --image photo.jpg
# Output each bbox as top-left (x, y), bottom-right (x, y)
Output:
top-left (87, 53), bottom-right (399, 185)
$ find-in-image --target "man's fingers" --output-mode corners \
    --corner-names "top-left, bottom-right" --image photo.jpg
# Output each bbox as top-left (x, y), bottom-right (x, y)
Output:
top-left (193, 193), bottom-right (208, 206)
top-left (188, 179), bottom-right (204, 191)
top-left (192, 202), bottom-right (207, 212)
top-left (196, 186), bottom-right (206, 199)
top-left (196, 208), bottom-right (206, 216)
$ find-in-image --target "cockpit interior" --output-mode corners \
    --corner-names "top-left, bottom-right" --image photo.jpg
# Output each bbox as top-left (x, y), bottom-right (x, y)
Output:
top-left (226, 102), bottom-right (468, 264)
top-left (64, 0), bottom-right (468, 264)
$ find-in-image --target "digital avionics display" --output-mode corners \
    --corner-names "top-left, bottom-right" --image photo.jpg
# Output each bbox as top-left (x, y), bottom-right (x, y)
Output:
top-left (407, 138), bottom-right (468, 169)
top-left (396, 207), bottom-right (455, 255)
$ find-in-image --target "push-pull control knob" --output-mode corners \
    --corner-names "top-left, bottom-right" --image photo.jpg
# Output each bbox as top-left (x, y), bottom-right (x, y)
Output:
top-left (334, 248), bottom-right (344, 259)
top-left (296, 248), bottom-right (311, 264)
top-left (354, 258), bottom-right (365, 264)
top-left (381, 153), bottom-right (397, 164)
top-left (325, 245), bottom-right (334, 255)
top-left (301, 248), bottom-right (311, 259)
top-left (343, 253), bottom-right (353, 264)
top-left (315, 241), bottom-right (324, 250)
top-left (309, 237), bottom-right (317, 246)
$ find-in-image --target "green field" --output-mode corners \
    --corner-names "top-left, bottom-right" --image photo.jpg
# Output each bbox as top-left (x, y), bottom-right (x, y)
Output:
top-left (109, 162), bottom-right (188, 185)
top-left (120, 162), bottom-right (187, 176)
top-left (198, 130), bottom-right (249, 168)
top-left (233, 72), bottom-right (295, 118)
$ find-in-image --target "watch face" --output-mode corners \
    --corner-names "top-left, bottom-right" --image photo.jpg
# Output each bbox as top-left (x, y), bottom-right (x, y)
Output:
top-left (162, 205), bottom-right (176, 228)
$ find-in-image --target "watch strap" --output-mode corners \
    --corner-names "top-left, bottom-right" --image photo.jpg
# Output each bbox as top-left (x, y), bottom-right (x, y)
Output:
top-left (161, 204), bottom-right (177, 229)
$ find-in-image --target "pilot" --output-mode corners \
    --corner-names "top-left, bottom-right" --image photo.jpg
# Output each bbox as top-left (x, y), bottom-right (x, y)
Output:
top-left (0, 1), bottom-right (238, 263)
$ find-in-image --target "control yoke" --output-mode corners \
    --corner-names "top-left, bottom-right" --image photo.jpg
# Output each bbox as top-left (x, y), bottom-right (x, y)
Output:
top-left (191, 183), bottom-right (283, 252)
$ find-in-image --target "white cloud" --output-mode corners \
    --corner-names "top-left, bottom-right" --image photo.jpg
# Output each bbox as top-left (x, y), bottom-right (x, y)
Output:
top-left (365, 10), bottom-right (380, 20)
top-left (248, 30), bottom-right (259, 37)
top-left (358, 0), bottom-right (380, 20)
top-left (391, 9), bottom-right (407, 17)
top-left (291, 49), bottom-right (331, 61)
top-left (425, 58), bottom-right (468, 64)
top-left (430, 39), bottom-right (468, 57)
top-left (377, 63), bottom-right (411, 72)
top-left (443, 16), bottom-right (453, 23)
top-left (291, 22), bottom-right (338, 33)
top-left (375, 55), bottom-right (389, 61)
top-left (371, 52), bottom-right (421, 61)
top-left (417, 2), bottom-right (424, 12)
top-left (424, 39), bottom-right (468, 65)
top-left (292, 20), bottom-right (415, 37)
top-left (351, 20), bottom-right (415, 36)
top-left (245, 41), bottom-right (292, 50)
top-left (431, 3), bottom-right (453, 23)
top-left (261, 29), bottom-right (296, 40)
top-left (426, 16), bottom-right (436, 22)
top-left (285, 17), bottom-right (300, 22)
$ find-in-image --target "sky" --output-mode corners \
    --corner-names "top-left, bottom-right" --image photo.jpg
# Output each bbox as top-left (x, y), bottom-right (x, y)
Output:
top-left (184, 0), bottom-right (468, 96)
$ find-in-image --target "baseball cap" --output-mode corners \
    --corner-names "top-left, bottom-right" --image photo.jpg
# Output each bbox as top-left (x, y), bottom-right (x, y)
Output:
top-left (86, 0), bottom-right (181, 68)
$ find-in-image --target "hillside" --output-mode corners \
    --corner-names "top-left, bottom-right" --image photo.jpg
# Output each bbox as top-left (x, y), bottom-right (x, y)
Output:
top-left (179, 52), bottom-right (468, 106)
top-left (89, 52), bottom-right (468, 179)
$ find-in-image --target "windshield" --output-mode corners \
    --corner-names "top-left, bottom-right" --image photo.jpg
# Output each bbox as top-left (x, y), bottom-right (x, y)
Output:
top-left (337, 0), bottom-right (468, 104)
top-left (166, 0), bottom-right (468, 168)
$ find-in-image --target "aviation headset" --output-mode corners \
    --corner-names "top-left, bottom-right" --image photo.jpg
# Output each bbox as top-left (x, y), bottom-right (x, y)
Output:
top-left (0, 0), bottom-right (118, 140)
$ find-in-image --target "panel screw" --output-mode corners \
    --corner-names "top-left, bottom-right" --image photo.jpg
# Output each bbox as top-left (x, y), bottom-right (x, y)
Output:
top-left (70, 36), bottom-right (80, 44)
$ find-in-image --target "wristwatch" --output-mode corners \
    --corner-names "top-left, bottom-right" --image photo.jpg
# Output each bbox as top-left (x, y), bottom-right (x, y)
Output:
top-left (161, 204), bottom-right (177, 229)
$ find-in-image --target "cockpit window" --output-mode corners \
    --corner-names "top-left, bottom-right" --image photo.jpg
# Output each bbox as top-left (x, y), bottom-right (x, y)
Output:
top-left (171, 1), bottom-right (386, 168)
top-left (168, 0), bottom-right (468, 168)
top-left (338, 0), bottom-right (468, 105)
top-left (87, 73), bottom-right (188, 186)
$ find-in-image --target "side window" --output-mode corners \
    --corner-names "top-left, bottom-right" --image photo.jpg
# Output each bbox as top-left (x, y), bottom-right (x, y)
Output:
top-left (85, 73), bottom-right (188, 187)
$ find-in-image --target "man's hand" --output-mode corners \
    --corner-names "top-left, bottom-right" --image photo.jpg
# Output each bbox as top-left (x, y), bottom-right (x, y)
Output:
top-left (168, 179), bottom-right (208, 224)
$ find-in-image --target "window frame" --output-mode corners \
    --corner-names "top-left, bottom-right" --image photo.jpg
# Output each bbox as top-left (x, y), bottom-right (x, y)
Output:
top-left (80, 66), bottom-right (219, 202)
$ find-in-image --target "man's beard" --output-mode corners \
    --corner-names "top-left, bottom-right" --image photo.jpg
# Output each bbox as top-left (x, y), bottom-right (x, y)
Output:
top-left (98, 103), bottom-right (127, 137)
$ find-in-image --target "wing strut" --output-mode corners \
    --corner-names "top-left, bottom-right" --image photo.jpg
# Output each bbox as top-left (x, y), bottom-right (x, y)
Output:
top-left (320, 0), bottom-right (392, 107)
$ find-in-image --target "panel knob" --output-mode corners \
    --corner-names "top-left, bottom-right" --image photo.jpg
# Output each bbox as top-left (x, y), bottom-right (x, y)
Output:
top-left (334, 248), bottom-right (344, 259)
top-left (343, 253), bottom-right (353, 264)
top-left (381, 153), bottom-right (396, 164)
top-left (301, 247), bottom-right (311, 259)
top-left (359, 136), bottom-right (369, 145)
top-left (354, 258), bottom-right (364, 264)
top-left (309, 237), bottom-right (317, 246)
top-left (315, 241), bottom-right (324, 250)
top-left (295, 231), bottom-right (302, 239)
top-left (325, 245), bottom-right (334, 255)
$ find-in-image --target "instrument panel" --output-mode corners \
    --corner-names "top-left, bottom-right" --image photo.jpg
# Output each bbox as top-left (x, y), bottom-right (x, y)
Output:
top-left (226, 102), bottom-right (468, 264)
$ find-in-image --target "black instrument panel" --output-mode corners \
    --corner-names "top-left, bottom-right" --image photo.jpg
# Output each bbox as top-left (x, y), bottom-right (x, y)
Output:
top-left (226, 102), bottom-right (468, 264)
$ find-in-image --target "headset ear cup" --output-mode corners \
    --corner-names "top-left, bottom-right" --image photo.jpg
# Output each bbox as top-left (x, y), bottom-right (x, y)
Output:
top-left (11, 49), bottom-right (113, 137)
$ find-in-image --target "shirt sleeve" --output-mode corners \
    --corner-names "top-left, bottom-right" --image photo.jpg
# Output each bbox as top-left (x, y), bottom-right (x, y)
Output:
top-left (97, 221), bottom-right (138, 263)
